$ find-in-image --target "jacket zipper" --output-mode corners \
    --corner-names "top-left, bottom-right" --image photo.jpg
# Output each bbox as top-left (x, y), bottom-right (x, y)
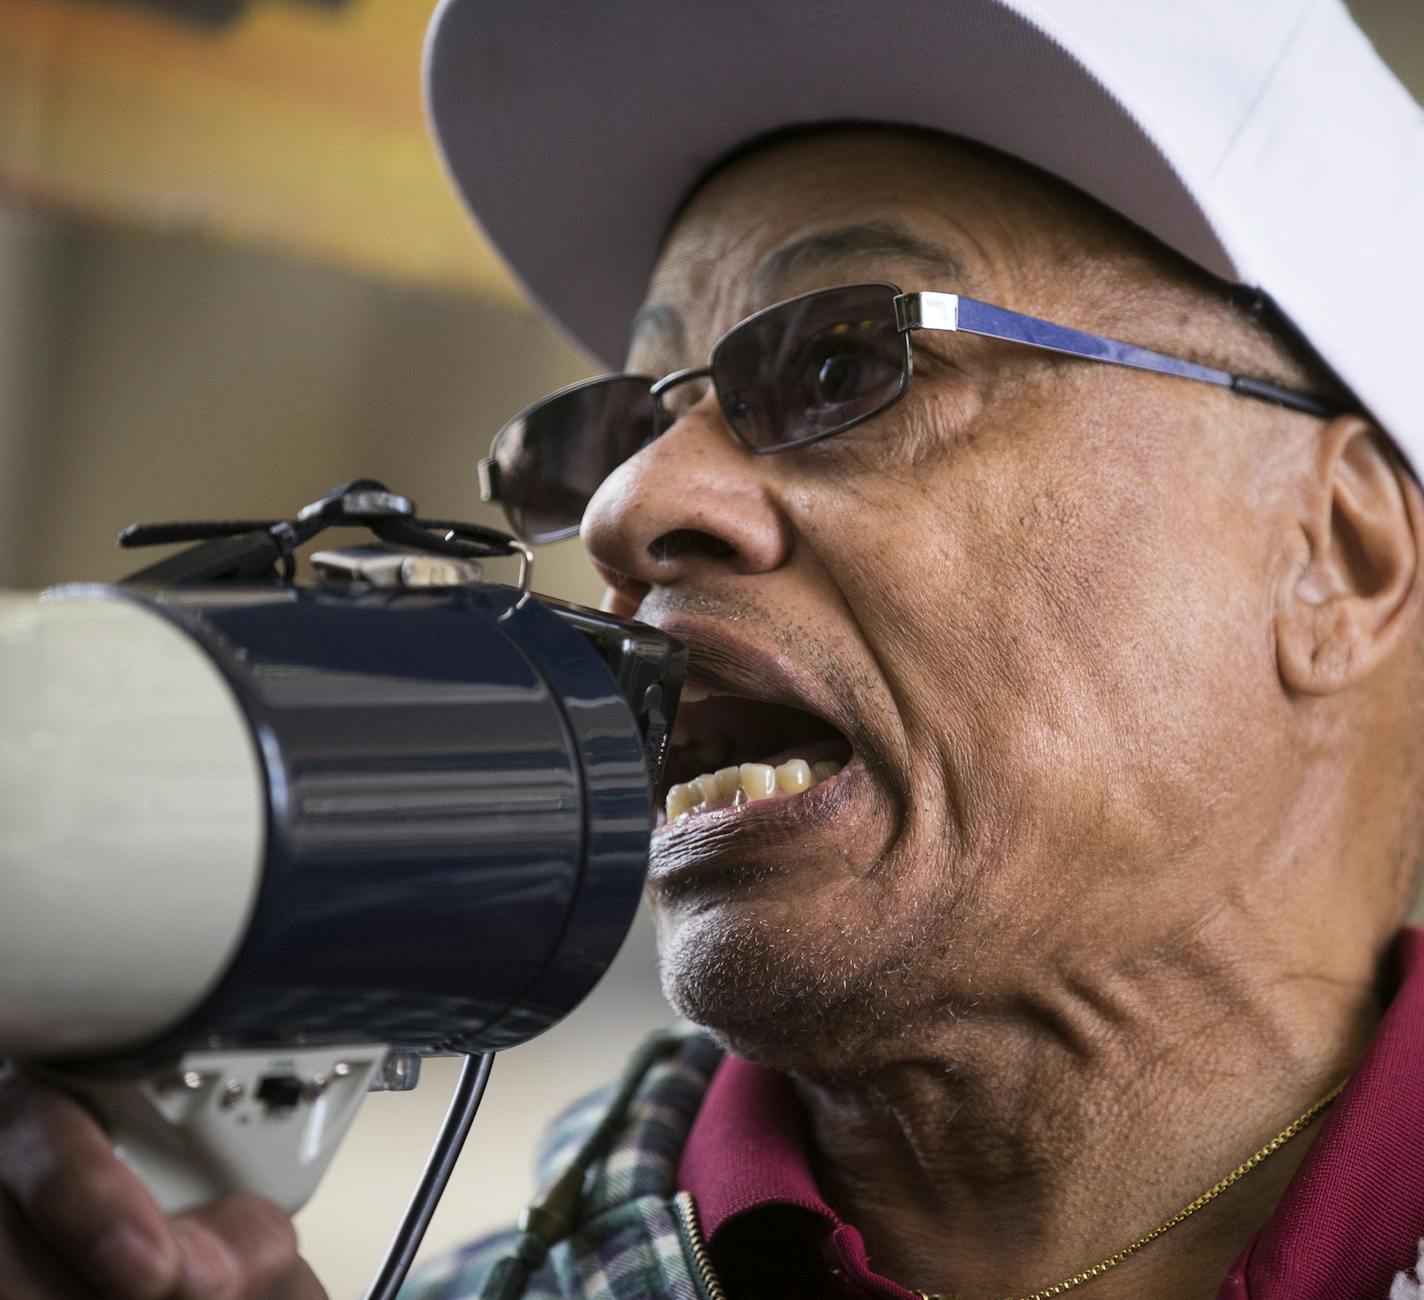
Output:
top-left (673, 1189), bottom-right (729, 1300)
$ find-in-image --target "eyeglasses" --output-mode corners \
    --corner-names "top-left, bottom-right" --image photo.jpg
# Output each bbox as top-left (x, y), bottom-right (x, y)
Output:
top-left (478, 282), bottom-right (1343, 544)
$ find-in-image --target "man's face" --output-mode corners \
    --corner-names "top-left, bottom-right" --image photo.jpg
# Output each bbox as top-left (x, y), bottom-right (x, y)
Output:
top-left (582, 129), bottom-right (1306, 1069)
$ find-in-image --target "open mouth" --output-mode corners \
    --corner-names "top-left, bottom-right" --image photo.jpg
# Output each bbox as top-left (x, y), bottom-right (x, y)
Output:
top-left (659, 682), bottom-right (855, 825)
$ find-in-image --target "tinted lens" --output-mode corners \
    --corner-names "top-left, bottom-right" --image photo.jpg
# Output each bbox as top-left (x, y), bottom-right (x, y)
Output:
top-left (490, 376), bottom-right (657, 541)
top-left (711, 284), bottom-right (908, 451)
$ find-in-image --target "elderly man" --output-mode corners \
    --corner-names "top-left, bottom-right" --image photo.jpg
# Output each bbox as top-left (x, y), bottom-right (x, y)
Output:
top-left (2, 1), bottom-right (1422, 1298)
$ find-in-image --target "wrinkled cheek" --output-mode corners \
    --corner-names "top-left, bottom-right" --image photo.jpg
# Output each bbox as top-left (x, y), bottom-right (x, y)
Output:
top-left (791, 422), bottom-right (1182, 867)
top-left (848, 578), bottom-right (1147, 903)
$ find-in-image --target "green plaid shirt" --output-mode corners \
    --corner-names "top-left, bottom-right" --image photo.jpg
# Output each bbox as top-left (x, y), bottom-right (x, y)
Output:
top-left (400, 1027), bottom-right (724, 1300)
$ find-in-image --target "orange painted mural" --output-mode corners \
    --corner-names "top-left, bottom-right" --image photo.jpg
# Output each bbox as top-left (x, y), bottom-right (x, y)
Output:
top-left (0, 0), bottom-right (514, 298)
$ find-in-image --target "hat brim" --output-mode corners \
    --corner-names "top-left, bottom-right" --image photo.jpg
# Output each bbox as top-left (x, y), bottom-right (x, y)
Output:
top-left (423, 0), bottom-right (1234, 368)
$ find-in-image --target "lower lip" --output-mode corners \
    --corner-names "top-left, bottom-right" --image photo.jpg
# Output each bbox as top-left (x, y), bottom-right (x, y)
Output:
top-left (647, 756), bottom-right (866, 885)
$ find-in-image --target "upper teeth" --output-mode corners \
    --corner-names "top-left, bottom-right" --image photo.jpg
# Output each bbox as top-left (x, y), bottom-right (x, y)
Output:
top-left (665, 757), bottom-right (842, 822)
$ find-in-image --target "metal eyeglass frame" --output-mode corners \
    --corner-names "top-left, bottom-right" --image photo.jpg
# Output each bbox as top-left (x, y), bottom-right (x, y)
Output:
top-left (480, 282), bottom-right (1344, 542)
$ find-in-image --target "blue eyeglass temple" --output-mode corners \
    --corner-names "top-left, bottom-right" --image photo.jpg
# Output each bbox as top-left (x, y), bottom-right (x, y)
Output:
top-left (895, 291), bottom-right (1341, 420)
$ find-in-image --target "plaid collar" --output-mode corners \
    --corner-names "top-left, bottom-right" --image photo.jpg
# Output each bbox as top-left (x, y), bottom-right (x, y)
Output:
top-left (403, 1025), bottom-right (724, 1300)
top-left (536, 1026), bottom-right (725, 1217)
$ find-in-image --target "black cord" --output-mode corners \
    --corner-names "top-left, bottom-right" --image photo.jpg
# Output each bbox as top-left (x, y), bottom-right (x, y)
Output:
top-left (364, 1052), bottom-right (496, 1300)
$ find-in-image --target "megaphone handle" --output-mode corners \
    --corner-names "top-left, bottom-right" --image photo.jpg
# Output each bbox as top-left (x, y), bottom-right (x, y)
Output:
top-left (49, 1044), bottom-right (389, 1215)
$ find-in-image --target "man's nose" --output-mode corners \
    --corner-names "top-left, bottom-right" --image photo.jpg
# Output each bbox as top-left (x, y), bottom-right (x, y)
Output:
top-left (580, 396), bottom-right (791, 594)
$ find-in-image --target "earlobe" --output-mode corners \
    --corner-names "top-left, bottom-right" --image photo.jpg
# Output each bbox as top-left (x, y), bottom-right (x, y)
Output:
top-left (1276, 418), bottom-right (1422, 696)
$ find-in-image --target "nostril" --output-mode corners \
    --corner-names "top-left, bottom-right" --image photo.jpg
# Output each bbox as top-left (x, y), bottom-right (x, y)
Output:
top-left (648, 529), bottom-right (738, 564)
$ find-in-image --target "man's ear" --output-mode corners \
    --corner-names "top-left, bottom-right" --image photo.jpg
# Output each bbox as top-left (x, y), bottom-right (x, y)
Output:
top-left (1276, 417), bottom-right (1423, 696)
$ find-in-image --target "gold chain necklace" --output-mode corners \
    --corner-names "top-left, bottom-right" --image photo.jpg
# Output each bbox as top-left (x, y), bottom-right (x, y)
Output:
top-left (914, 1077), bottom-right (1347, 1300)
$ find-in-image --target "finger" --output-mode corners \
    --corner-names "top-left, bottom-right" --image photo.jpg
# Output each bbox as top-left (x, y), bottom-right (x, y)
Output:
top-left (172, 1195), bottom-right (326, 1300)
top-left (0, 1078), bottom-right (182, 1299)
top-left (0, 1194), bottom-right (90, 1300)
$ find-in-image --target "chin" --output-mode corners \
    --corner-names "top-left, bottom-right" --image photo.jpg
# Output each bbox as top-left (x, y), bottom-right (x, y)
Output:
top-left (653, 896), bottom-right (943, 1077)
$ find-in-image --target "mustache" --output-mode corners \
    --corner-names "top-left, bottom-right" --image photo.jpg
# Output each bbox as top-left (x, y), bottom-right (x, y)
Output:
top-left (634, 585), bottom-right (775, 629)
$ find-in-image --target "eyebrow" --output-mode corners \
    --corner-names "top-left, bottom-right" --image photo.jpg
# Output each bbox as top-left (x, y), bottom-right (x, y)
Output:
top-left (627, 303), bottom-right (686, 363)
top-left (753, 222), bottom-right (965, 297)
top-left (626, 222), bottom-right (965, 360)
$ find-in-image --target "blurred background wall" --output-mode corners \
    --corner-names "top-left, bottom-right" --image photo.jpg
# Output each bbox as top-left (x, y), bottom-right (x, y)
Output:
top-left (0, 1), bottom-right (1418, 1295)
